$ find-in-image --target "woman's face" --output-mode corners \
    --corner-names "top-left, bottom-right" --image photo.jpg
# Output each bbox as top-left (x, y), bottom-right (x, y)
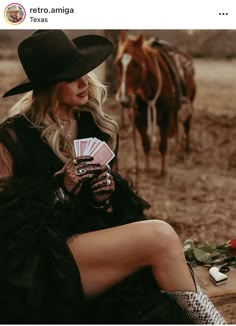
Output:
top-left (10, 10), bottom-right (19, 18)
top-left (57, 75), bottom-right (89, 109)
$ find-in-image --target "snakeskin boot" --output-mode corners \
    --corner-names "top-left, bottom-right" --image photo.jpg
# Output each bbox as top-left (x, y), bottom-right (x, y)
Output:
top-left (161, 264), bottom-right (226, 324)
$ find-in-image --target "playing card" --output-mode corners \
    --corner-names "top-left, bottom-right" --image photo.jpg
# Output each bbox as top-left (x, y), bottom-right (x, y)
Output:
top-left (74, 138), bottom-right (115, 165)
top-left (74, 138), bottom-right (92, 156)
top-left (87, 138), bottom-right (101, 156)
top-left (80, 138), bottom-right (93, 155)
top-left (84, 137), bottom-right (100, 155)
top-left (74, 139), bottom-right (81, 157)
top-left (91, 141), bottom-right (115, 165)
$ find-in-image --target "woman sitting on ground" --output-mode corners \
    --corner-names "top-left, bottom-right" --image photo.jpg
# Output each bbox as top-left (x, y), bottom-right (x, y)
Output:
top-left (0, 29), bottom-right (225, 324)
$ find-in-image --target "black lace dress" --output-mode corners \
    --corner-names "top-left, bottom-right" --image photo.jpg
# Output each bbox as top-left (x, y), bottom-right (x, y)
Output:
top-left (0, 112), bottom-right (192, 324)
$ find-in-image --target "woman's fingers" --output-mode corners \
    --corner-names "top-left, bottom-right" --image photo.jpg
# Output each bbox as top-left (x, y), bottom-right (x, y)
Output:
top-left (73, 156), bottom-right (94, 165)
top-left (93, 184), bottom-right (115, 194)
top-left (89, 165), bottom-right (111, 185)
top-left (91, 172), bottom-right (113, 188)
top-left (76, 164), bottom-right (101, 176)
top-left (91, 175), bottom-right (115, 195)
top-left (90, 171), bottom-right (108, 185)
top-left (63, 157), bottom-right (112, 196)
top-left (63, 157), bottom-right (102, 194)
top-left (73, 170), bottom-right (111, 196)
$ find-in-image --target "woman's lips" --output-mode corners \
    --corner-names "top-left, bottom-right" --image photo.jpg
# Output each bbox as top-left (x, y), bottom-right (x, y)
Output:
top-left (77, 90), bottom-right (88, 97)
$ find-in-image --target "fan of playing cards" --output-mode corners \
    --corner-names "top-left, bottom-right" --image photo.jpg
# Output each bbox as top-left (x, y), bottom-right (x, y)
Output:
top-left (74, 138), bottom-right (115, 165)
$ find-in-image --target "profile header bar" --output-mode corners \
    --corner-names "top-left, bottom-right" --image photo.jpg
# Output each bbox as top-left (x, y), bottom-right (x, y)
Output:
top-left (1, 0), bottom-right (235, 29)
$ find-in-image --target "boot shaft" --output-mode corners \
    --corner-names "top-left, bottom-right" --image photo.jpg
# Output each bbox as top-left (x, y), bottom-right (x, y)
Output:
top-left (162, 263), bottom-right (226, 324)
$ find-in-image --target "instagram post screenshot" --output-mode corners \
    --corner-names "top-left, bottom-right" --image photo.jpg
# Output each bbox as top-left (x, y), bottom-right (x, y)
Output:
top-left (0, 0), bottom-right (235, 323)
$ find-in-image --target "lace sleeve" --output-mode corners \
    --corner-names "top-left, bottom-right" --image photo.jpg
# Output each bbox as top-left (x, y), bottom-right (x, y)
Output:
top-left (0, 142), bottom-right (13, 178)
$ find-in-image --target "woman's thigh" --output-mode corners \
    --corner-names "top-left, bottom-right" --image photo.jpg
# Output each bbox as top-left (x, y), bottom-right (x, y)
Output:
top-left (67, 219), bottom-right (163, 298)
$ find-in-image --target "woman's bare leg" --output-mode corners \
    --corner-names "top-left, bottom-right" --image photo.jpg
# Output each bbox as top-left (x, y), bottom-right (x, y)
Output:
top-left (67, 219), bottom-right (195, 298)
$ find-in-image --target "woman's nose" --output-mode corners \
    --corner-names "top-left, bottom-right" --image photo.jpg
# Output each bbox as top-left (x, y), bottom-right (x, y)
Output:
top-left (78, 75), bottom-right (88, 88)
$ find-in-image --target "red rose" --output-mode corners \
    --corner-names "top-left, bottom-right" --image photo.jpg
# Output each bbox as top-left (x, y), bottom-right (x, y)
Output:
top-left (227, 239), bottom-right (236, 248)
top-left (227, 239), bottom-right (236, 254)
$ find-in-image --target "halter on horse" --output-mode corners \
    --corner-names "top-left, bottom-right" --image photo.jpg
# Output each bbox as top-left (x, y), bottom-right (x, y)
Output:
top-left (115, 31), bottom-right (196, 175)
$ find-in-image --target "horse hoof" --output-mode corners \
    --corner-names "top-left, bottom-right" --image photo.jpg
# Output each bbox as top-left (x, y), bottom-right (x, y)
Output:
top-left (144, 162), bottom-right (150, 172)
top-left (185, 146), bottom-right (191, 154)
top-left (160, 170), bottom-right (167, 177)
top-left (176, 153), bottom-right (185, 162)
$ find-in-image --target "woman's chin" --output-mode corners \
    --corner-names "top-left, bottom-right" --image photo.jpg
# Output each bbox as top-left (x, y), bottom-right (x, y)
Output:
top-left (77, 95), bottom-right (88, 106)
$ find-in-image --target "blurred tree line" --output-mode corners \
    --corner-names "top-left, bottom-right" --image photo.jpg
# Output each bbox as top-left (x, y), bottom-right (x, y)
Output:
top-left (1, 30), bottom-right (236, 93)
top-left (2, 30), bottom-right (236, 58)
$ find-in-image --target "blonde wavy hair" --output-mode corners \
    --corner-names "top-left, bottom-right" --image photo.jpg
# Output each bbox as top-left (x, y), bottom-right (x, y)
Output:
top-left (5, 72), bottom-right (118, 163)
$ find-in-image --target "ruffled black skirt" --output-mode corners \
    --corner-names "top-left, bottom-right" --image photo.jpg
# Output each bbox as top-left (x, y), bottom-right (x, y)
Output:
top-left (0, 175), bottom-right (191, 324)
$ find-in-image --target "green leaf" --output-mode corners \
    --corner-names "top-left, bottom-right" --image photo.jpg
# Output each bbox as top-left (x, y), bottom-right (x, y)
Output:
top-left (183, 239), bottom-right (196, 251)
top-left (183, 238), bottom-right (236, 266)
top-left (184, 249), bottom-right (195, 262)
top-left (193, 248), bottom-right (219, 264)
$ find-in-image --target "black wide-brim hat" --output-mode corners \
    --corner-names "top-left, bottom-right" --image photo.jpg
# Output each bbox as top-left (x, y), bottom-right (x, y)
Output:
top-left (3, 30), bottom-right (113, 98)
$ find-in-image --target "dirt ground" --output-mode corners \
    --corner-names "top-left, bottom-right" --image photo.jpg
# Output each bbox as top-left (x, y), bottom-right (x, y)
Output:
top-left (104, 58), bottom-right (236, 323)
top-left (0, 58), bottom-right (236, 323)
top-left (107, 59), bottom-right (236, 244)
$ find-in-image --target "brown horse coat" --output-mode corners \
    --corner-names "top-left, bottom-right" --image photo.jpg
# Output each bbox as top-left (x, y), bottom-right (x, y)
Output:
top-left (116, 31), bottom-right (196, 174)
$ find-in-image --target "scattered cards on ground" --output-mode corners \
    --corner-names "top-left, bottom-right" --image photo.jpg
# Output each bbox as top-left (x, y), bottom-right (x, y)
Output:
top-left (74, 138), bottom-right (115, 165)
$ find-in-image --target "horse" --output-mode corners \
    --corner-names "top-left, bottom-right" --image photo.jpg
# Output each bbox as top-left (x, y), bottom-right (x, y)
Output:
top-left (115, 31), bottom-right (196, 175)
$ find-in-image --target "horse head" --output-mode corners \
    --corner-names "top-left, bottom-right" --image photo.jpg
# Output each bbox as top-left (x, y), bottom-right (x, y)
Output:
top-left (115, 31), bottom-right (149, 108)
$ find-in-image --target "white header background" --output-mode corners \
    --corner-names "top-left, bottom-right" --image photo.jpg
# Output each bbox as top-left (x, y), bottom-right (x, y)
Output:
top-left (0, 0), bottom-right (236, 29)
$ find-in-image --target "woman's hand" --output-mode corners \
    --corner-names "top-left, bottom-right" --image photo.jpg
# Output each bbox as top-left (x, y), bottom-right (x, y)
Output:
top-left (89, 168), bottom-right (115, 206)
top-left (63, 156), bottom-right (107, 195)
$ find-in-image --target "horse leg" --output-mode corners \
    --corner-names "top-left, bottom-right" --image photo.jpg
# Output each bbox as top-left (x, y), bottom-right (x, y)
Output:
top-left (127, 107), bottom-right (135, 135)
top-left (159, 124), bottom-right (168, 176)
top-left (120, 106), bottom-right (125, 129)
top-left (174, 120), bottom-right (182, 155)
top-left (183, 114), bottom-right (192, 153)
top-left (142, 134), bottom-right (151, 170)
top-left (141, 129), bottom-right (151, 170)
top-left (167, 110), bottom-right (182, 162)
top-left (128, 106), bottom-right (135, 122)
top-left (178, 96), bottom-right (193, 154)
top-left (135, 124), bottom-right (151, 170)
top-left (135, 99), bottom-right (151, 171)
top-left (132, 121), bottom-right (139, 188)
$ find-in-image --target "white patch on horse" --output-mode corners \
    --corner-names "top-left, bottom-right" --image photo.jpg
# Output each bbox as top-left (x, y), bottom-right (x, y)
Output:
top-left (120, 53), bottom-right (132, 102)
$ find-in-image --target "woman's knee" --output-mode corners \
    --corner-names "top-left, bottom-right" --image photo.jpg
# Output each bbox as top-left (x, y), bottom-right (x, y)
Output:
top-left (139, 219), bottom-right (182, 262)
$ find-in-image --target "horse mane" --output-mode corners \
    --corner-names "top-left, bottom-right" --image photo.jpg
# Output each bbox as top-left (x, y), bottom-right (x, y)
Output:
top-left (115, 33), bottom-right (159, 63)
top-left (144, 37), bottom-right (156, 47)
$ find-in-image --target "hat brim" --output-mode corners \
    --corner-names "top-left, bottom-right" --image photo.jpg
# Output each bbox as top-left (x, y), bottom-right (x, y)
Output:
top-left (3, 34), bottom-right (113, 98)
